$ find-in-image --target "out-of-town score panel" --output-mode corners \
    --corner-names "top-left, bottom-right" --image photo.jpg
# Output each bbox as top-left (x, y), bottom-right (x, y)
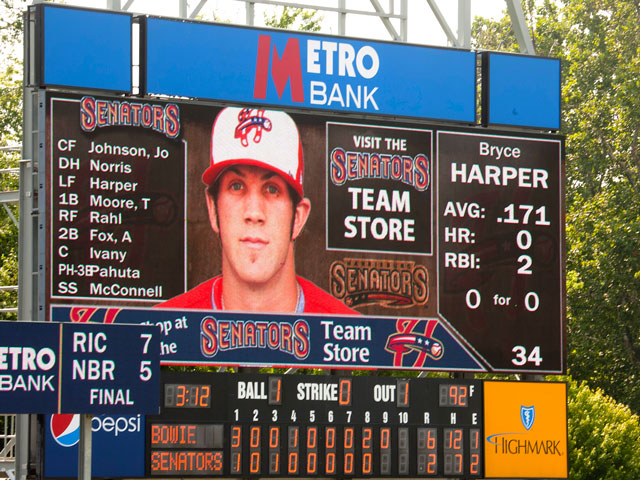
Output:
top-left (147, 372), bottom-right (483, 478)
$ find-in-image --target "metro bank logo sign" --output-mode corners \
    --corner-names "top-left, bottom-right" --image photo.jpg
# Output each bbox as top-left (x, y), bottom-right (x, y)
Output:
top-left (254, 35), bottom-right (379, 109)
top-left (144, 18), bottom-right (476, 122)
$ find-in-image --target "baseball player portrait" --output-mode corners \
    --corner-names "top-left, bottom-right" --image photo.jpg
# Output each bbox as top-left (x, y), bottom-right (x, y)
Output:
top-left (159, 106), bottom-right (357, 314)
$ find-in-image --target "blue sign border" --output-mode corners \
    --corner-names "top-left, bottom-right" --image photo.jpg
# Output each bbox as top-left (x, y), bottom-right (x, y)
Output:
top-left (483, 52), bottom-right (561, 130)
top-left (40, 4), bottom-right (132, 92)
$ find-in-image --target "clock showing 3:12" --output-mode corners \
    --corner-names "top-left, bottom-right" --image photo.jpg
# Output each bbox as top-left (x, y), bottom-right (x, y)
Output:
top-left (164, 383), bottom-right (211, 408)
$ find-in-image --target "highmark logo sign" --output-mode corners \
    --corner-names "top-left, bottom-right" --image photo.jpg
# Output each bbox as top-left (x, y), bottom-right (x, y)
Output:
top-left (253, 35), bottom-right (380, 110)
top-left (484, 381), bottom-right (568, 479)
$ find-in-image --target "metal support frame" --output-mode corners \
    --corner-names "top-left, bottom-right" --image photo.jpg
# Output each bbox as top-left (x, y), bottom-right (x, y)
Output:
top-left (0, 414), bottom-right (16, 480)
top-left (458, 0), bottom-right (471, 48)
top-left (77, 415), bottom-right (93, 480)
top-left (103, 0), bottom-right (534, 52)
top-left (426, 0), bottom-right (459, 46)
top-left (506, 0), bottom-right (535, 54)
top-left (14, 7), bottom-right (40, 480)
top-left (107, 0), bottom-right (409, 40)
top-left (426, 0), bottom-right (535, 53)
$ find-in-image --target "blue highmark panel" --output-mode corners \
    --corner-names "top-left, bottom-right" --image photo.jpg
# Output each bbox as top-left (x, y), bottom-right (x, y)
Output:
top-left (144, 18), bottom-right (476, 122)
top-left (487, 52), bottom-right (561, 130)
top-left (42, 5), bottom-right (132, 92)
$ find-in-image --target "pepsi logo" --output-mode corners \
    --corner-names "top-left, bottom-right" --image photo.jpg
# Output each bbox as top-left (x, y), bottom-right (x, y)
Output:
top-left (50, 414), bottom-right (80, 447)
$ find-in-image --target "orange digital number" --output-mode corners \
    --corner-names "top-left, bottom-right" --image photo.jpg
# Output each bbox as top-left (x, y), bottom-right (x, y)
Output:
top-left (344, 427), bottom-right (354, 475)
top-left (250, 452), bottom-right (260, 474)
top-left (176, 385), bottom-right (186, 407)
top-left (339, 379), bottom-right (351, 406)
top-left (344, 427), bottom-right (353, 449)
top-left (427, 429), bottom-right (436, 450)
top-left (307, 427), bottom-right (317, 448)
top-left (269, 427), bottom-right (279, 448)
top-left (326, 427), bottom-right (335, 449)
top-left (250, 426), bottom-right (260, 448)
top-left (325, 427), bottom-right (336, 475)
top-left (249, 426), bottom-right (261, 474)
top-left (449, 385), bottom-right (468, 406)
top-left (470, 453), bottom-right (480, 474)
top-left (200, 385), bottom-right (210, 407)
top-left (326, 453), bottom-right (336, 474)
top-left (454, 429), bottom-right (463, 449)
top-left (362, 427), bottom-right (373, 474)
top-left (344, 453), bottom-right (354, 474)
top-left (398, 380), bottom-right (409, 406)
top-left (380, 428), bottom-right (390, 449)
top-left (231, 452), bottom-right (241, 474)
top-left (307, 427), bottom-right (318, 475)
top-left (471, 429), bottom-right (480, 449)
top-left (286, 426), bottom-right (298, 475)
top-left (288, 452), bottom-right (298, 474)
top-left (362, 428), bottom-right (372, 448)
top-left (428, 453), bottom-right (436, 474)
top-left (307, 452), bottom-right (317, 474)
top-left (289, 427), bottom-right (298, 447)
top-left (274, 378), bottom-right (281, 403)
top-left (363, 453), bottom-right (372, 474)
top-left (231, 426), bottom-right (241, 448)
top-left (446, 429), bottom-right (463, 449)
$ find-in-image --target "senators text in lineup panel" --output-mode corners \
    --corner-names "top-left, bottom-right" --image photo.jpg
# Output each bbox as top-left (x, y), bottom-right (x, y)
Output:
top-left (147, 372), bottom-right (483, 478)
top-left (437, 131), bottom-right (564, 372)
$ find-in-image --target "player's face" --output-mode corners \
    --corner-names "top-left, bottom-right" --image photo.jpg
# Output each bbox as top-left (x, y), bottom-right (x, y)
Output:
top-left (206, 165), bottom-right (310, 287)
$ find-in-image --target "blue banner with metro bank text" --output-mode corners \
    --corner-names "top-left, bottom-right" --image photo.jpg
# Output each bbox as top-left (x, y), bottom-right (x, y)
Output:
top-left (144, 18), bottom-right (476, 122)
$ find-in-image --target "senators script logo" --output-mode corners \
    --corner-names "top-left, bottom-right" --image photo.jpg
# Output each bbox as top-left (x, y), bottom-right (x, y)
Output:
top-left (330, 259), bottom-right (428, 308)
top-left (385, 319), bottom-right (443, 367)
top-left (200, 317), bottom-right (310, 360)
top-left (235, 108), bottom-right (272, 146)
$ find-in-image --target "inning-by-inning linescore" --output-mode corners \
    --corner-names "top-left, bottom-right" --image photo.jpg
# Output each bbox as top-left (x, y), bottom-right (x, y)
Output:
top-left (147, 372), bottom-right (483, 477)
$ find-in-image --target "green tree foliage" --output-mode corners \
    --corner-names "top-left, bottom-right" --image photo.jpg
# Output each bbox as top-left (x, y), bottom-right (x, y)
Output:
top-left (264, 6), bottom-right (323, 32)
top-left (562, 0), bottom-right (640, 413)
top-left (568, 377), bottom-right (640, 479)
top-left (471, 0), bottom-right (566, 55)
top-left (473, 0), bottom-right (640, 413)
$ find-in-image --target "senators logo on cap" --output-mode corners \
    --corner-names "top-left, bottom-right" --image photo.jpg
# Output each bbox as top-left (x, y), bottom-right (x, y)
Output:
top-left (235, 108), bottom-right (272, 146)
top-left (203, 106), bottom-right (304, 197)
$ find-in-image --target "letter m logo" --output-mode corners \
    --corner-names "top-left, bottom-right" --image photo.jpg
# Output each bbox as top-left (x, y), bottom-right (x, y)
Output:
top-left (254, 35), bottom-right (304, 103)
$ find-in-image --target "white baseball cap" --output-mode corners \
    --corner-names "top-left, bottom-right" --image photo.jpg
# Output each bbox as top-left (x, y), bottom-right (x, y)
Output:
top-left (203, 106), bottom-right (304, 197)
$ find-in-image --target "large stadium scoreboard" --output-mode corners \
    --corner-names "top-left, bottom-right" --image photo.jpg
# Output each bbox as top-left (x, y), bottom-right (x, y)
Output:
top-left (147, 372), bottom-right (483, 478)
